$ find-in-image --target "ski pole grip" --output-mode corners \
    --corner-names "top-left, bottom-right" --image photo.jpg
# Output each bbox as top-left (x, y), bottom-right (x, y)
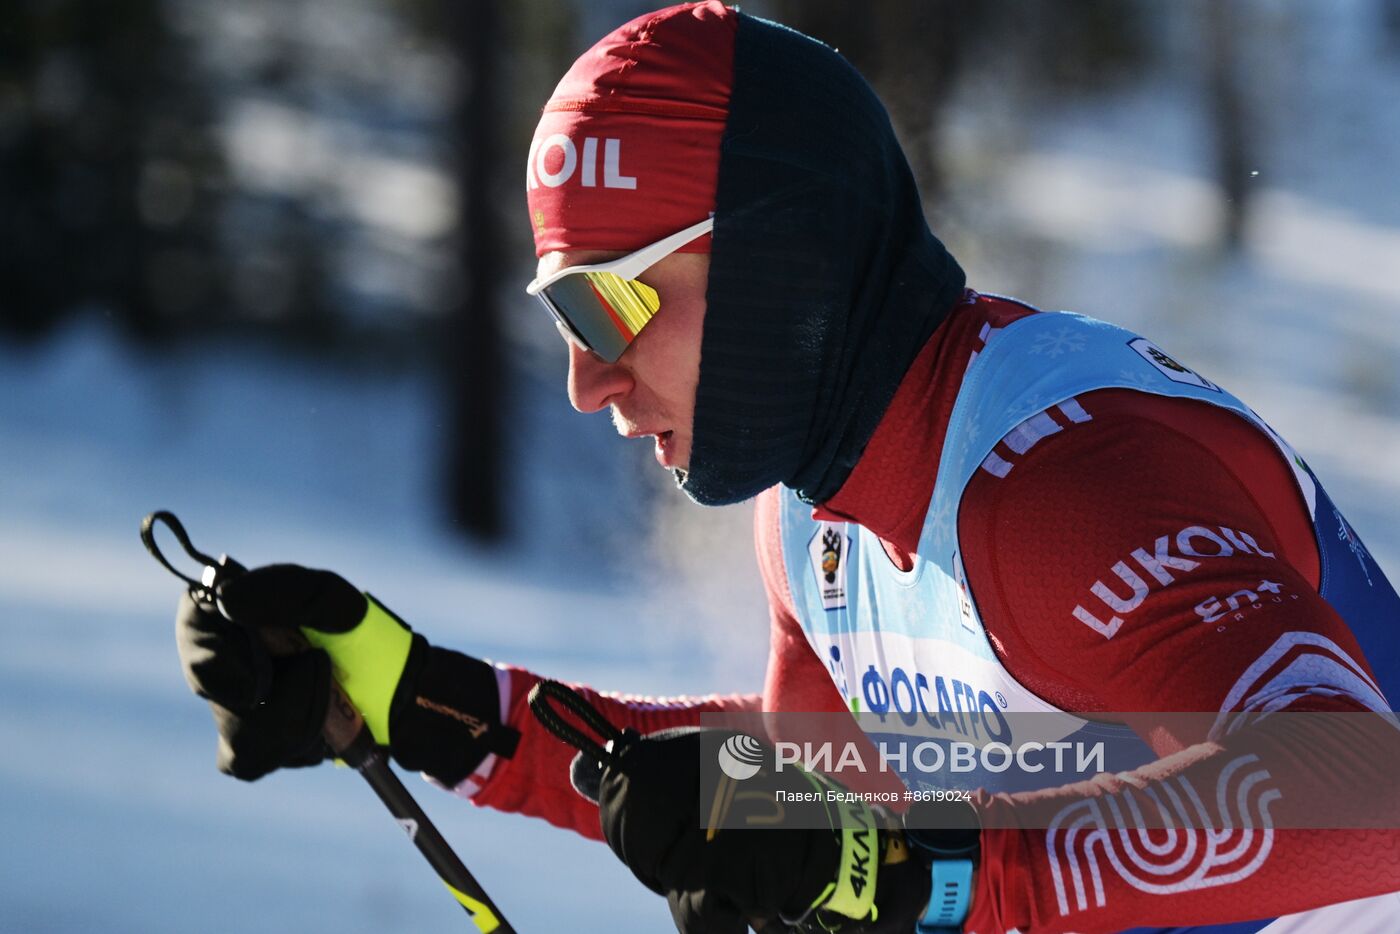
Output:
top-left (248, 621), bottom-right (368, 756)
top-left (322, 681), bottom-right (370, 756)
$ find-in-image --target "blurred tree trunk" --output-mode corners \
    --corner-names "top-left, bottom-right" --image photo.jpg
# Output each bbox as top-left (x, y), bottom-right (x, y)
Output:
top-left (1203, 1), bottom-right (1252, 250)
top-left (446, 0), bottom-right (504, 539)
top-left (0, 0), bottom-right (220, 339)
top-left (1386, 0), bottom-right (1400, 50)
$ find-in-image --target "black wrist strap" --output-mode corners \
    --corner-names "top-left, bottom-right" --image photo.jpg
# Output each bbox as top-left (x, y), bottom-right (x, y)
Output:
top-left (481, 720), bottom-right (521, 758)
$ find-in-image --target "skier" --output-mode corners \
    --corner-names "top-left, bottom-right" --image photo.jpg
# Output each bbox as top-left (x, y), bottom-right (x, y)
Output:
top-left (175, 3), bottom-right (1400, 932)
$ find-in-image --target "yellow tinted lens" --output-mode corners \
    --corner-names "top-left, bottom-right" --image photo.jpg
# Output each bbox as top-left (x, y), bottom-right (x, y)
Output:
top-left (583, 272), bottom-right (660, 339)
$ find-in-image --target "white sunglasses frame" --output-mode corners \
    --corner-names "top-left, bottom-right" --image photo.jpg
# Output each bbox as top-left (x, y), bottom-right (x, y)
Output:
top-left (524, 216), bottom-right (714, 358)
top-left (525, 216), bottom-right (714, 298)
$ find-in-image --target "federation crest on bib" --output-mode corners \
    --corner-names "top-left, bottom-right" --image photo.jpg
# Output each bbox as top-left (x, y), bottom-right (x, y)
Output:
top-left (808, 523), bottom-right (851, 611)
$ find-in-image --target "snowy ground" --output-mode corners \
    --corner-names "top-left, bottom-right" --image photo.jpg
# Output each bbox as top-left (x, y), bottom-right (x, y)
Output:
top-left (5, 12), bottom-right (1400, 934)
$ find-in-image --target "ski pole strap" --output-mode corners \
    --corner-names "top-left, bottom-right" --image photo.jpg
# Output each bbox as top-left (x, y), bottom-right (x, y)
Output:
top-left (140, 510), bottom-right (224, 597)
top-left (527, 680), bottom-right (627, 771)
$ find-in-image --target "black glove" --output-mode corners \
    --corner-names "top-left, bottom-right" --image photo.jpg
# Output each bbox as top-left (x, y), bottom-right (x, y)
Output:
top-left (176, 564), bottom-right (518, 783)
top-left (593, 728), bottom-right (933, 933)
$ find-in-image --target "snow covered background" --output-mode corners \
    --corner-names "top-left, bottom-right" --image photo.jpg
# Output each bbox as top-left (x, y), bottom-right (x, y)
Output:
top-left (0, 327), bottom-right (716, 933)
top-left (4, 4), bottom-right (1400, 933)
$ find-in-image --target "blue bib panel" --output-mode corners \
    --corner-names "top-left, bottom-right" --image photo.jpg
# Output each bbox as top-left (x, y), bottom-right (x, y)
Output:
top-left (778, 310), bottom-right (1400, 933)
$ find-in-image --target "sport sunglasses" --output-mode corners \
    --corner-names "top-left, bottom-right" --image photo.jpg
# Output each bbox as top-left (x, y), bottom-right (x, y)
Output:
top-left (525, 216), bottom-right (714, 363)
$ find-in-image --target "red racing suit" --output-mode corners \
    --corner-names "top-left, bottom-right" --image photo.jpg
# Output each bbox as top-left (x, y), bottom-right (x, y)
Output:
top-left (465, 292), bottom-right (1400, 931)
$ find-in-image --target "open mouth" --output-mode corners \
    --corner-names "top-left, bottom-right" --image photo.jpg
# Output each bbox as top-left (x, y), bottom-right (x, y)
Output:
top-left (654, 430), bottom-right (675, 467)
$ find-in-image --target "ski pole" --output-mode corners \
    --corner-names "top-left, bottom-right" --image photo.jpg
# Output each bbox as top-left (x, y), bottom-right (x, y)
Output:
top-left (141, 510), bottom-right (516, 934)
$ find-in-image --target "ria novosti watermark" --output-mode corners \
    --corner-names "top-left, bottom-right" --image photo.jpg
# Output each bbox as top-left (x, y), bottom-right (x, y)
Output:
top-left (717, 734), bottom-right (1104, 811)
top-left (768, 737), bottom-right (1105, 777)
top-left (697, 710), bottom-right (1400, 831)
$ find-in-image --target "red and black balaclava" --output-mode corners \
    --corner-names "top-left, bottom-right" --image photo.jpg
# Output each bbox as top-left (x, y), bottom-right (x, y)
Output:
top-left (527, 2), bottom-right (966, 506)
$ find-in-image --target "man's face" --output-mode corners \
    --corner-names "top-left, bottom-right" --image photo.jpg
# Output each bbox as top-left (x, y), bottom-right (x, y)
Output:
top-left (534, 249), bottom-right (710, 471)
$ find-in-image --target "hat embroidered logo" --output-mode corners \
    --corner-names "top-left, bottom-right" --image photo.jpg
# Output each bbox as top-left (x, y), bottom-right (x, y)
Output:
top-left (526, 134), bottom-right (637, 190)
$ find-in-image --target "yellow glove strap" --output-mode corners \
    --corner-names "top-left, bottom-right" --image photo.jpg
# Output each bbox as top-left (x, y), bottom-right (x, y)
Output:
top-left (302, 595), bottom-right (412, 745)
top-left (818, 807), bottom-right (879, 920)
